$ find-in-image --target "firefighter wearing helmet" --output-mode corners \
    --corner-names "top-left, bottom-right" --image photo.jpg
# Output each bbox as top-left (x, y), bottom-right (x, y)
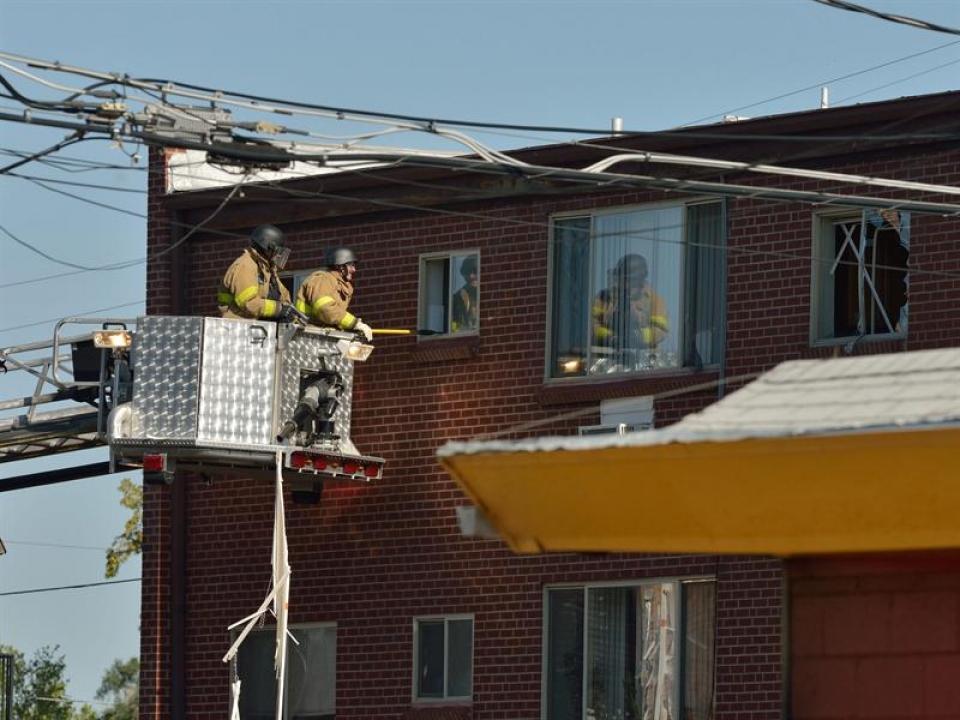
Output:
top-left (592, 253), bottom-right (669, 349)
top-left (295, 246), bottom-right (373, 341)
top-left (218, 225), bottom-right (298, 321)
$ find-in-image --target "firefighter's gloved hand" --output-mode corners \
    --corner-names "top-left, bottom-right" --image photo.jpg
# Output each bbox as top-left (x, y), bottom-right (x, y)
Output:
top-left (277, 304), bottom-right (303, 324)
top-left (354, 320), bottom-right (373, 342)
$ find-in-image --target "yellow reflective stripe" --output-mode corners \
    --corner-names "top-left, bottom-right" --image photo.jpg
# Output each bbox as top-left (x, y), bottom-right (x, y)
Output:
top-left (236, 285), bottom-right (259, 305)
top-left (311, 296), bottom-right (335, 314)
top-left (650, 315), bottom-right (669, 330)
top-left (263, 299), bottom-right (278, 318)
top-left (595, 326), bottom-right (612, 339)
top-left (295, 299), bottom-right (308, 314)
top-left (217, 292), bottom-right (234, 305)
top-left (339, 312), bottom-right (356, 330)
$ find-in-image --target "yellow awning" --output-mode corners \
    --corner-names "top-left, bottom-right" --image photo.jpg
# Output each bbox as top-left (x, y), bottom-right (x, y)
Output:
top-left (439, 426), bottom-right (960, 556)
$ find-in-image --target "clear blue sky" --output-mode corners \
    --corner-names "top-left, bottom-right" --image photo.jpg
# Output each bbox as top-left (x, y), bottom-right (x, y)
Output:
top-left (1, 0), bottom-right (958, 705)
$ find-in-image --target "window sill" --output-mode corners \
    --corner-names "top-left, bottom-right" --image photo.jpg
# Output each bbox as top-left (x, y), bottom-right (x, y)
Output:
top-left (408, 334), bottom-right (480, 364)
top-left (402, 703), bottom-right (473, 720)
top-left (536, 366), bottom-right (720, 406)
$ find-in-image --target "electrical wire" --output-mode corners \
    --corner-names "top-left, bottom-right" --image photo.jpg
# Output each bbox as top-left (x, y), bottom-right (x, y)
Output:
top-left (812, 0), bottom-right (960, 36)
top-left (683, 37), bottom-right (960, 125)
top-left (0, 300), bottom-right (144, 334)
top-left (833, 55), bottom-right (960, 106)
top-left (6, 49), bottom-right (960, 146)
top-left (0, 577), bottom-right (140, 597)
top-left (5, 539), bottom-right (107, 551)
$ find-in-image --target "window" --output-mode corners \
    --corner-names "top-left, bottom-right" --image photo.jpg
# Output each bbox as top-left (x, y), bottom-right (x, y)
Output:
top-left (234, 624), bottom-right (336, 720)
top-left (549, 201), bottom-right (724, 379)
top-left (545, 580), bottom-right (716, 720)
top-left (413, 615), bottom-right (474, 701)
top-left (280, 271), bottom-right (313, 302)
top-left (813, 209), bottom-right (910, 342)
top-left (419, 252), bottom-right (480, 336)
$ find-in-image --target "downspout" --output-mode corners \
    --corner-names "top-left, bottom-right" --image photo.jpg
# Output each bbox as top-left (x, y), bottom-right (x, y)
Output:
top-left (717, 197), bottom-right (729, 399)
top-left (169, 207), bottom-right (188, 720)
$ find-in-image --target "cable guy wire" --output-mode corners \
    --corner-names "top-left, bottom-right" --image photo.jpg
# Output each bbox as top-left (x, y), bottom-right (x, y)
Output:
top-left (812, 0), bottom-right (960, 36)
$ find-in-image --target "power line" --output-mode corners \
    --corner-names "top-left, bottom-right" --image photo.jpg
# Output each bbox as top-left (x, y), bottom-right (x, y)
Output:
top-left (833, 55), bottom-right (960, 106)
top-left (683, 37), bottom-right (960, 125)
top-left (0, 300), bottom-right (144, 334)
top-left (812, 0), bottom-right (960, 36)
top-left (0, 577), bottom-right (140, 597)
top-left (5, 539), bottom-right (107, 551)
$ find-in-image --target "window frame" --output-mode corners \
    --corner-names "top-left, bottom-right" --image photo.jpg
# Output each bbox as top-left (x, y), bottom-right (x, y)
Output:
top-left (810, 208), bottom-right (910, 346)
top-left (411, 613), bottom-right (475, 704)
top-left (280, 269), bottom-right (316, 304)
top-left (540, 576), bottom-right (716, 720)
top-left (230, 621), bottom-right (337, 720)
top-left (545, 197), bottom-right (725, 382)
top-left (417, 250), bottom-right (481, 340)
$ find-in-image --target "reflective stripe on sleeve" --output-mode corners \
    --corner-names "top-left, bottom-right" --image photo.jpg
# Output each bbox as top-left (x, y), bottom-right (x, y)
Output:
top-left (650, 315), bottom-right (669, 330)
top-left (310, 296), bottom-right (335, 315)
top-left (339, 312), bottom-right (356, 330)
top-left (236, 285), bottom-right (259, 305)
top-left (263, 299), bottom-right (278, 318)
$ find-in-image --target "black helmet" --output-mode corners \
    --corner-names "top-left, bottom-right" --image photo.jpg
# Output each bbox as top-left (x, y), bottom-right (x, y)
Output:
top-left (613, 253), bottom-right (648, 285)
top-left (251, 225), bottom-right (290, 268)
top-left (325, 246), bottom-right (358, 268)
top-left (459, 255), bottom-right (478, 278)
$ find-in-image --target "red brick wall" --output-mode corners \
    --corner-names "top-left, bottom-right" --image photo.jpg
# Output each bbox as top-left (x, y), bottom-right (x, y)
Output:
top-left (141, 141), bottom-right (960, 719)
top-left (789, 554), bottom-right (960, 720)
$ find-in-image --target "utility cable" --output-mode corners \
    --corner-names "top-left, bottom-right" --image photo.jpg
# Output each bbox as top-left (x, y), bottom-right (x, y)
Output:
top-left (0, 577), bottom-right (140, 597)
top-left (5, 49), bottom-right (960, 145)
top-left (683, 37), bottom-right (960, 125)
top-left (812, 0), bottom-right (960, 36)
top-left (0, 300), bottom-right (144, 334)
top-left (5, 539), bottom-right (108, 551)
top-left (0, 132), bottom-right (84, 175)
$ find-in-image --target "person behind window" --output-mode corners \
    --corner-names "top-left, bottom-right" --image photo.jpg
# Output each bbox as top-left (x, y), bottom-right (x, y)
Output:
top-left (451, 256), bottom-right (479, 332)
top-left (218, 224), bottom-right (298, 322)
top-left (592, 253), bottom-right (669, 350)
top-left (295, 246), bottom-right (373, 341)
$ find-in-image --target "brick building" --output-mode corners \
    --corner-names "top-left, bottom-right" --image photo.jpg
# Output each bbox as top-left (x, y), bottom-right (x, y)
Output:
top-left (141, 91), bottom-right (960, 719)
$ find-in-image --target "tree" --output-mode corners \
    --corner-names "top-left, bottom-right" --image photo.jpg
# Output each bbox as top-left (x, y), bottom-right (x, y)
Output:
top-left (95, 658), bottom-right (138, 720)
top-left (105, 478), bottom-right (142, 579)
top-left (0, 644), bottom-right (77, 720)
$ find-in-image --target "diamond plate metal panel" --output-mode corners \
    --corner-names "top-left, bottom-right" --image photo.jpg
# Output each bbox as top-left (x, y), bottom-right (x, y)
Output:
top-left (132, 316), bottom-right (203, 440)
top-left (197, 318), bottom-right (277, 445)
top-left (278, 327), bottom-right (354, 441)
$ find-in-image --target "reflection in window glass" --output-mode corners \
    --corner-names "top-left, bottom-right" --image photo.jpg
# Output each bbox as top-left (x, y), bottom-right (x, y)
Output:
top-left (419, 253), bottom-right (480, 335)
top-left (235, 624), bottom-right (336, 720)
top-left (545, 580), bottom-right (715, 720)
top-left (415, 616), bottom-right (474, 700)
top-left (448, 619), bottom-right (473, 697)
top-left (418, 620), bottom-right (445, 698)
top-left (550, 202), bottom-right (724, 379)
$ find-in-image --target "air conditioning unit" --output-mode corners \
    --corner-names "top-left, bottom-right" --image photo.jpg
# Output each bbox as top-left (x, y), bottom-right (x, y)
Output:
top-left (578, 422), bottom-right (652, 437)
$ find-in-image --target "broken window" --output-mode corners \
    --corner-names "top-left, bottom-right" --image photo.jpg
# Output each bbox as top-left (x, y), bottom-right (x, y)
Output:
top-left (545, 579), bottom-right (716, 720)
top-left (549, 201), bottom-right (725, 379)
top-left (813, 209), bottom-right (910, 341)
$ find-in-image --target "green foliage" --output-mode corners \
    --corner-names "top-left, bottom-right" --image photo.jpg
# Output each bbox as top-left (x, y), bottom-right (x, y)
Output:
top-left (0, 643), bottom-right (74, 720)
top-left (104, 478), bottom-right (142, 579)
top-left (0, 646), bottom-right (137, 719)
top-left (95, 658), bottom-right (138, 720)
